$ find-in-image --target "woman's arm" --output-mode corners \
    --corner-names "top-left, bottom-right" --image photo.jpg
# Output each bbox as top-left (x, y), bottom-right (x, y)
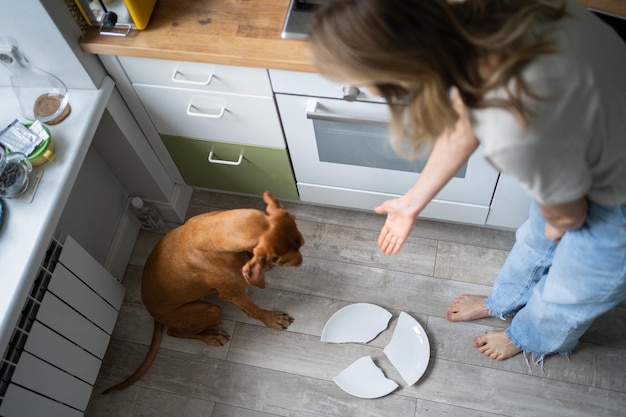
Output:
top-left (375, 89), bottom-right (480, 254)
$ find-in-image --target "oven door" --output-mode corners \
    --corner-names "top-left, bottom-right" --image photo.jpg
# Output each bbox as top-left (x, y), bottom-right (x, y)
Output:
top-left (275, 94), bottom-right (500, 224)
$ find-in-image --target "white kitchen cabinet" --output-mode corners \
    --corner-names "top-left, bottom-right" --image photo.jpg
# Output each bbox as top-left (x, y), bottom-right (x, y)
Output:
top-left (102, 56), bottom-right (297, 198)
top-left (133, 84), bottom-right (285, 148)
top-left (117, 56), bottom-right (284, 148)
top-left (486, 173), bottom-right (531, 229)
top-left (118, 56), bottom-right (274, 96)
top-left (106, 55), bottom-right (530, 229)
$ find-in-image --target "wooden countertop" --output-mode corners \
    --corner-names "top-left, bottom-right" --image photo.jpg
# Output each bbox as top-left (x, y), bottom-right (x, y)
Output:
top-left (578, 0), bottom-right (626, 16)
top-left (79, 0), bottom-right (315, 72)
top-left (79, 0), bottom-right (625, 73)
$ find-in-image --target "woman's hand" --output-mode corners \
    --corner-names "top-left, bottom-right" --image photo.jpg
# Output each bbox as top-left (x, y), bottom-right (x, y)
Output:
top-left (538, 197), bottom-right (588, 242)
top-left (544, 223), bottom-right (566, 242)
top-left (374, 197), bottom-right (418, 255)
top-left (373, 87), bottom-right (479, 255)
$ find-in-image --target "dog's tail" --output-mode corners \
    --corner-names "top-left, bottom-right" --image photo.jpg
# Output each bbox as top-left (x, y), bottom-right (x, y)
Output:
top-left (102, 320), bottom-right (163, 394)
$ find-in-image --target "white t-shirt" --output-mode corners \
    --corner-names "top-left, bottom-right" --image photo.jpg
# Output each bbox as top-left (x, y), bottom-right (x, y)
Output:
top-left (471, 0), bottom-right (626, 206)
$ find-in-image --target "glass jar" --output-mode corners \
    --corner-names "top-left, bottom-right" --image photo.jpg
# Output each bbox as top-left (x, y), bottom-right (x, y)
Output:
top-left (0, 152), bottom-right (32, 198)
top-left (0, 37), bottom-right (70, 124)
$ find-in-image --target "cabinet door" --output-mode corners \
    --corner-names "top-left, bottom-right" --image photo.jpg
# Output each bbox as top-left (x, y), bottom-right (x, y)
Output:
top-left (133, 84), bottom-right (285, 147)
top-left (162, 135), bottom-right (299, 200)
top-left (119, 56), bottom-right (273, 96)
top-left (486, 173), bottom-right (530, 229)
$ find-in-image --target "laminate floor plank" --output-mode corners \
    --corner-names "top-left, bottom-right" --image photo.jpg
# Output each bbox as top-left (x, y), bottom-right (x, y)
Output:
top-left (265, 257), bottom-right (501, 325)
top-left (401, 358), bottom-right (625, 417)
top-left (428, 316), bottom-right (626, 391)
top-left (581, 305), bottom-right (626, 348)
top-left (87, 377), bottom-right (216, 417)
top-left (414, 398), bottom-right (508, 417)
top-left (188, 191), bottom-right (516, 251)
top-left (86, 190), bottom-right (626, 417)
top-left (96, 339), bottom-right (417, 417)
top-left (211, 403), bottom-right (281, 417)
top-left (227, 322), bottom-right (399, 383)
top-left (434, 241), bottom-right (509, 285)
top-left (296, 220), bottom-right (438, 276)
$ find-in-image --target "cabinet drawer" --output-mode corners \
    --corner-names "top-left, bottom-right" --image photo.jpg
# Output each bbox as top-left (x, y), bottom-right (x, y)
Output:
top-left (162, 135), bottom-right (299, 200)
top-left (119, 56), bottom-right (273, 96)
top-left (134, 84), bottom-right (285, 148)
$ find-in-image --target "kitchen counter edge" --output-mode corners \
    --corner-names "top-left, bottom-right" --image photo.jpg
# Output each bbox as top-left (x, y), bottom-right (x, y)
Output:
top-left (0, 78), bottom-right (114, 357)
top-left (77, 0), bottom-right (624, 72)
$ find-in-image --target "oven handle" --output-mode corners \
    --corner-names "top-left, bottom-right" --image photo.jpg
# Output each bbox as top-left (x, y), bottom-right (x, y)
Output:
top-left (305, 101), bottom-right (389, 126)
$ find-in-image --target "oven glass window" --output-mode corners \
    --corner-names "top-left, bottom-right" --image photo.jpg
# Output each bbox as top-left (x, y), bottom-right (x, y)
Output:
top-left (313, 119), bottom-right (467, 177)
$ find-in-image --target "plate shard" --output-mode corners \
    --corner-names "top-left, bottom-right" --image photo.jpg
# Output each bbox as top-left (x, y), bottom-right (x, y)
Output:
top-left (383, 311), bottom-right (431, 386)
top-left (321, 303), bottom-right (392, 344)
top-left (332, 355), bottom-right (398, 399)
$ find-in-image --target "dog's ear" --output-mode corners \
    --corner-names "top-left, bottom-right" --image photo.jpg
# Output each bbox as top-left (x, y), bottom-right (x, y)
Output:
top-left (263, 191), bottom-right (283, 214)
top-left (242, 254), bottom-right (268, 289)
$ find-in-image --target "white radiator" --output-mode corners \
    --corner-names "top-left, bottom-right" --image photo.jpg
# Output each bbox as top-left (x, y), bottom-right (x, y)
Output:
top-left (0, 235), bottom-right (125, 417)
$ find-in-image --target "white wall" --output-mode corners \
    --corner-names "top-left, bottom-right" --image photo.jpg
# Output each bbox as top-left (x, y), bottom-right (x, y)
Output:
top-left (0, 0), bottom-right (185, 270)
top-left (58, 138), bottom-right (129, 266)
top-left (0, 0), bottom-right (105, 88)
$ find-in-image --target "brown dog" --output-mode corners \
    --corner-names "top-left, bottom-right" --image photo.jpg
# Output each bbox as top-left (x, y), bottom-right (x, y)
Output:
top-left (104, 191), bottom-right (304, 393)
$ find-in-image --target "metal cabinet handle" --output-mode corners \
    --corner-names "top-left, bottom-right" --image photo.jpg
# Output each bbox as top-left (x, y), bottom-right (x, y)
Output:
top-left (172, 70), bottom-right (214, 86)
top-left (99, 23), bottom-right (132, 37)
top-left (208, 151), bottom-right (243, 166)
top-left (305, 101), bottom-right (389, 126)
top-left (186, 102), bottom-right (226, 118)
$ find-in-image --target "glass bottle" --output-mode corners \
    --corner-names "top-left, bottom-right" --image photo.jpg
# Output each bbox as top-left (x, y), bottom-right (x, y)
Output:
top-left (0, 37), bottom-right (69, 124)
top-left (130, 197), bottom-right (165, 231)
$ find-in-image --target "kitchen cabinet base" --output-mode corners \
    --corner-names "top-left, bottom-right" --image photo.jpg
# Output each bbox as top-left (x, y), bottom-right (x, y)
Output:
top-left (297, 182), bottom-right (490, 225)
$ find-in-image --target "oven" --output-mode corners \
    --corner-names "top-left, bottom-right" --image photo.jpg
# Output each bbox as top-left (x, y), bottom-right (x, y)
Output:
top-left (269, 70), bottom-right (500, 225)
top-left (281, 0), bottom-right (326, 40)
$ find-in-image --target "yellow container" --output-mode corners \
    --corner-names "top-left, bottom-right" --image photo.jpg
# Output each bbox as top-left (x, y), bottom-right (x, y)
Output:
top-left (124, 0), bottom-right (157, 30)
top-left (29, 137), bottom-right (56, 167)
top-left (73, 0), bottom-right (157, 30)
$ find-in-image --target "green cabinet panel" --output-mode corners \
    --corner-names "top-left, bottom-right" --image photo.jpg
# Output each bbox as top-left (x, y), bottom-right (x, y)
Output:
top-left (161, 135), bottom-right (299, 200)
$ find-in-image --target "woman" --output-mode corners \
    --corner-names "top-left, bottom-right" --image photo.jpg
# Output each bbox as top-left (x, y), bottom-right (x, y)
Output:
top-left (309, 0), bottom-right (626, 361)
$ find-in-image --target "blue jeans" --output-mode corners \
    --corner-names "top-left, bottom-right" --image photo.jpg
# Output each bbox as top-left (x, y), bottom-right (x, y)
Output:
top-left (485, 201), bottom-right (626, 356)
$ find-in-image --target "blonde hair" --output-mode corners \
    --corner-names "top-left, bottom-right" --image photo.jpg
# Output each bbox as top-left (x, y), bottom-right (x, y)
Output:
top-left (309, 0), bottom-right (567, 158)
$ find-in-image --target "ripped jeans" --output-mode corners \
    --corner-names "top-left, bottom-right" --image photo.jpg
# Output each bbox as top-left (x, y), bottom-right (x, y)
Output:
top-left (485, 201), bottom-right (626, 356)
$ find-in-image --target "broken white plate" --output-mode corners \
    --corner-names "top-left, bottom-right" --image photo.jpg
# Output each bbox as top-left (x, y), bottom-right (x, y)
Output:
top-left (383, 311), bottom-right (430, 386)
top-left (333, 356), bottom-right (398, 399)
top-left (321, 303), bottom-right (392, 343)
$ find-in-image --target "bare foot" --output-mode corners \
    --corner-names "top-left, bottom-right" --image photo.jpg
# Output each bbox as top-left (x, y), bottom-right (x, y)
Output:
top-left (473, 329), bottom-right (522, 360)
top-left (446, 294), bottom-right (490, 322)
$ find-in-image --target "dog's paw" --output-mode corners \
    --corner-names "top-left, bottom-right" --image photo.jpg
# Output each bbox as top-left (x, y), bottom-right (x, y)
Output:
top-left (264, 311), bottom-right (294, 330)
top-left (201, 329), bottom-right (231, 346)
top-left (167, 328), bottom-right (231, 346)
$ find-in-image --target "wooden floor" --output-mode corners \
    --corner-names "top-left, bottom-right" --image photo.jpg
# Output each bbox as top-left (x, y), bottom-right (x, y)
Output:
top-left (86, 190), bottom-right (626, 417)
